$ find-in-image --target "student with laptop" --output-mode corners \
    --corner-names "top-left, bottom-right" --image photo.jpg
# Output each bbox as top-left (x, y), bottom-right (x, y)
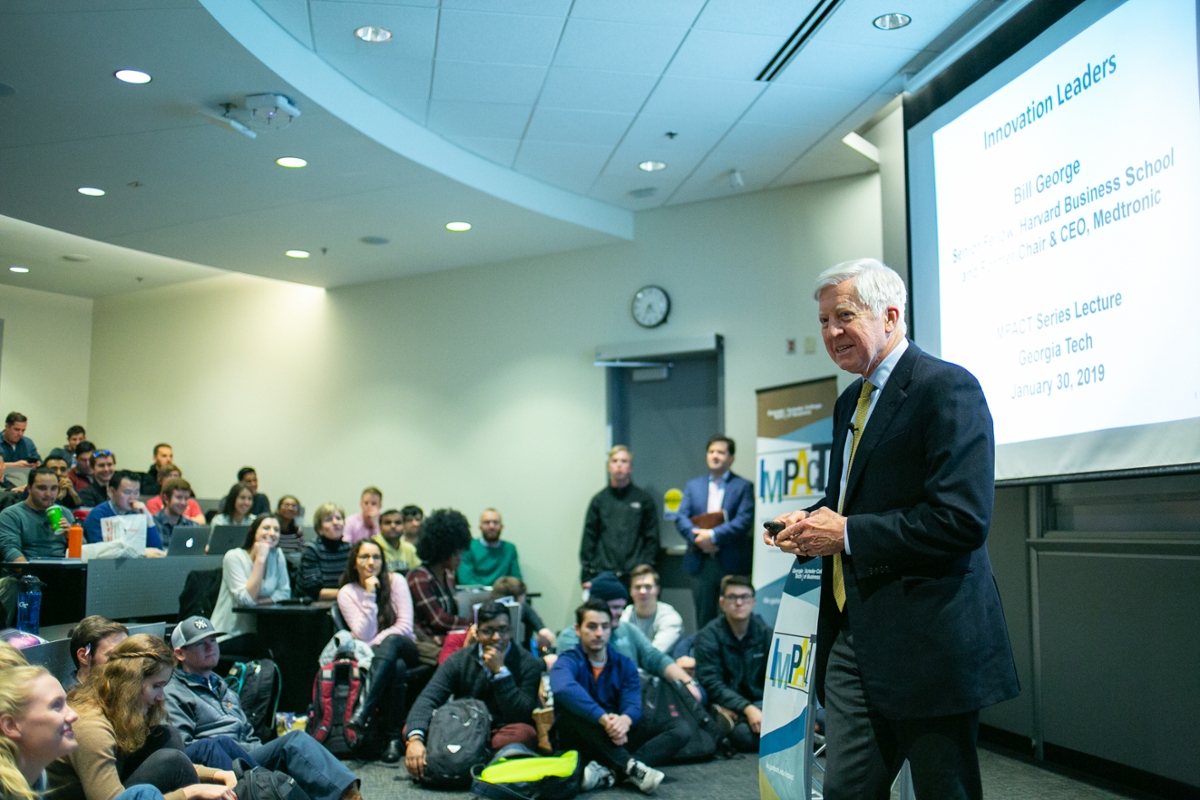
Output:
top-left (151, 478), bottom-right (198, 550)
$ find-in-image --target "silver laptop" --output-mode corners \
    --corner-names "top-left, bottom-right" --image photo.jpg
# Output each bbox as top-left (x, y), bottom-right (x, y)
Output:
top-left (206, 525), bottom-right (249, 556)
top-left (167, 526), bottom-right (211, 556)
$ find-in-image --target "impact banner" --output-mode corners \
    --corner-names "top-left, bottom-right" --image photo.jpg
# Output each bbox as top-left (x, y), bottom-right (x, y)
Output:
top-left (754, 376), bottom-right (837, 800)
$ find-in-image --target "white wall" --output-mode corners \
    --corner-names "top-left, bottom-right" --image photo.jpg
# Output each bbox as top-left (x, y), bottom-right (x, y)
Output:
top-left (87, 175), bottom-right (882, 628)
top-left (0, 284), bottom-right (93, 456)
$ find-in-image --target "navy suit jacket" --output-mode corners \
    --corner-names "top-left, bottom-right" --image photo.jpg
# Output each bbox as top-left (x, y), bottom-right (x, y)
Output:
top-left (808, 342), bottom-right (1019, 719)
top-left (675, 472), bottom-right (755, 576)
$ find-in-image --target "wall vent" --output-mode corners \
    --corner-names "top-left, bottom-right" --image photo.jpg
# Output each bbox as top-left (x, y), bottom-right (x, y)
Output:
top-left (756, 0), bottom-right (848, 82)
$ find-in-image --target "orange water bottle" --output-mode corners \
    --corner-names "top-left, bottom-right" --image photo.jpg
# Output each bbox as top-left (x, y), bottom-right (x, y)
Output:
top-left (68, 524), bottom-right (83, 559)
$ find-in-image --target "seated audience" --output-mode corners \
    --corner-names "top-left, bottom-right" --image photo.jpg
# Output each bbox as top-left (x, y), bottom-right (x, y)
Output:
top-left (1, 412), bottom-right (41, 467)
top-left (45, 634), bottom-right (235, 800)
top-left (70, 617), bottom-right (130, 686)
top-left (457, 508), bottom-right (522, 586)
top-left (620, 565), bottom-right (683, 655)
top-left (144, 466), bottom-right (204, 524)
top-left (0, 467), bottom-right (72, 561)
top-left (407, 509), bottom-right (472, 660)
top-left (64, 424), bottom-right (87, 465)
top-left (550, 599), bottom-right (686, 795)
top-left (67, 442), bottom-right (96, 492)
top-left (297, 503), bottom-right (348, 601)
top-left (490, 577), bottom-right (556, 655)
top-left (151, 479), bottom-right (199, 549)
top-left (337, 539), bottom-right (419, 763)
top-left (77, 450), bottom-right (117, 508)
top-left (399, 505), bottom-right (423, 546)
top-left (140, 444), bottom-right (174, 496)
top-left (210, 515), bottom-right (290, 643)
top-left (34, 454), bottom-right (82, 510)
top-left (372, 508), bottom-right (419, 575)
top-left (343, 486), bottom-right (383, 544)
top-left (694, 576), bottom-right (768, 752)
top-left (0, 663), bottom-right (169, 800)
top-left (82, 471), bottom-right (166, 557)
top-left (163, 617), bottom-right (362, 800)
top-left (208, 484), bottom-right (254, 528)
top-left (558, 574), bottom-right (700, 699)
top-left (273, 495), bottom-right (305, 557)
top-left (404, 601), bottom-right (544, 780)
top-left (236, 468), bottom-right (270, 516)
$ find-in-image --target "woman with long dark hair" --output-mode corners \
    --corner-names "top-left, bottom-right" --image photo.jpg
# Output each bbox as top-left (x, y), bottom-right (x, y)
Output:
top-left (209, 485), bottom-right (254, 528)
top-left (337, 539), bottom-right (419, 764)
top-left (44, 635), bottom-right (235, 800)
top-left (211, 515), bottom-right (291, 642)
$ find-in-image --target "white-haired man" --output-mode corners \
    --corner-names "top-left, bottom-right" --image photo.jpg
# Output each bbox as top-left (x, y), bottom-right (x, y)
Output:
top-left (767, 258), bottom-right (1018, 799)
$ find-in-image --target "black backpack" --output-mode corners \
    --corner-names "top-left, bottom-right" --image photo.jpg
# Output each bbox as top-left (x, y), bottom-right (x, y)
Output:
top-left (179, 568), bottom-right (222, 619)
top-left (422, 698), bottom-right (492, 790)
top-left (639, 674), bottom-right (728, 762)
top-left (228, 660), bottom-right (282, 744)
top-left (231, 759), bottom-right (311, 800)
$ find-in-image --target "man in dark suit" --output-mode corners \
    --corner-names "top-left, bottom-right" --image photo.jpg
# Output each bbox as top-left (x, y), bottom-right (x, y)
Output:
top-left (675, 435), bottom-right (755, 627)
top-left (769, 259), bottom-right (1018, 799)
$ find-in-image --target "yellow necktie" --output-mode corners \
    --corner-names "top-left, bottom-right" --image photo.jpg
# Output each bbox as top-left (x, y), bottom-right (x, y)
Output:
top-left (833, 380), bottom-right (874, 611)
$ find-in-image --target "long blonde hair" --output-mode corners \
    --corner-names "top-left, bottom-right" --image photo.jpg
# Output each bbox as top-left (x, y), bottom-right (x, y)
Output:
top-left (0, 665), bottom-right (51, 800)
top-left (67, 634), bottom-right (173, 754)
top-left (0, 641), bottom-right (28, 669)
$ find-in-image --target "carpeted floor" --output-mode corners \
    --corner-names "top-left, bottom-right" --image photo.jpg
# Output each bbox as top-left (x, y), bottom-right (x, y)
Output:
top-left (346, 742), bottom-right (1155, 800)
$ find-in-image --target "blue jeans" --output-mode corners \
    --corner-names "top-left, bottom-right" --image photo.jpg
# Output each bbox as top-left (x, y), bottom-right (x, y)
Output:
top-left (185, 736), bottom-right (261, 770)
top-left (248, 731), bottom-right (357, 800)
top-left (116, 787), bottom-right (168, 800)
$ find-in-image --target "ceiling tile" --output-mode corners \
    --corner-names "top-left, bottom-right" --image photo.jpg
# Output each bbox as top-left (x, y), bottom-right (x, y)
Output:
top-left (310, 2), bottom-right (438, 61)
top-left (818, 0), bottom-right (980, 49)
top-left (436, 9), bottom-right (565, 66)
top-left (513, 141), bottom-right (613, 194)
top-left (773, 38), bottom-right (919, 91)
top-left (252, 0), bottom-right (313, 49)
top-left (524, 107), bottom-right (634, 146)
top-left (741, 82), bottom-right (864, 129)
top-left (772, 135), bottom-right (878, 186)
top-left (604, 112), bottom-right (731, 162)
top-left (640, 75), bottom-right (766, 121)
top-left (333, 57), bottom-right (432, 123)
top-left (693, 0), bottom-right (822, 36)
top-left (718, 121), bottom-right (824, 155)
top-left (538, 67), bottom-right (658, 113)
top-left (444, 135), bottom-right (522, 167)
top-left (427, 100), bottom-right (533, 138)
top-left (431, 60), bottom-right (547, 104)
top-left (666, 29), bottom-right (788, 81)
top-left (587, 171), bottom-right (683, 209)
top-left (554, 19), bottom-right (688, 73)
top-left (441, 0), bottom-right (571, 14)
top-left (569, 0), bottom-right (706, 27)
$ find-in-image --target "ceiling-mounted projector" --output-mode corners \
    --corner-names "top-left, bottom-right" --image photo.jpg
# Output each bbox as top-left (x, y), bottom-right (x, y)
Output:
top-left (202, 93), bottom-right (300, 138)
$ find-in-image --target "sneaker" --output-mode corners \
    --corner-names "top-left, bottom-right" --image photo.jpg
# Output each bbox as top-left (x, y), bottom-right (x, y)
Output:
top-left (581, 760), bottom-right (616, 791)
top-left (624, 759), bottom-right (664, 794)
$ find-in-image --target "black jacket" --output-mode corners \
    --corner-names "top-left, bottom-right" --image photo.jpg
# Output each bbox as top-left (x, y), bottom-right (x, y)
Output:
top-left (406, 642), bottom-right (543, 735)
top-left (694, 614), bottom-right (770, 713)
top-left (578, 483), bottom-right (658, 583)
top-left (77, 481), bottom-right (107, 508)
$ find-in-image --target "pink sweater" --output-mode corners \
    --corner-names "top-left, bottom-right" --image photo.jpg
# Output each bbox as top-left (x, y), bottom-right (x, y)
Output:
top-left (337, 573), bottom-right (414, 646)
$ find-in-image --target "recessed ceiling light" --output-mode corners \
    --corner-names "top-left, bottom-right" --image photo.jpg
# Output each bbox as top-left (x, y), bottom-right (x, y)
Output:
top-left (872, 13), bottom-right (911, 30)
top-left (77, 187), bottom-right (105, 197)
top-left (275, 157), bottom-right (307, 168)
top-left (445, 221), bottom-right (472, 232)
top-left (9, 266), bottom-right (29, 273)
top-left (354, 26), bottom-right (393, 43)
top-left (285, 249), bottom-right (310, 259)
top-left (638, 161), bottom-right (667, 172)
top-left (114, 69), bottom-right (152, 84)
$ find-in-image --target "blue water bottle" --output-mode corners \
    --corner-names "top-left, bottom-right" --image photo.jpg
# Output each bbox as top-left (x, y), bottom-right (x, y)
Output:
top-left (16, 575), bottom-right (43, 635)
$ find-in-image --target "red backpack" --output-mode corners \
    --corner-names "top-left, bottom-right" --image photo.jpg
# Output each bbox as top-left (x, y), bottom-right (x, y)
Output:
top-left (307, 659), bottom-right (362, 755)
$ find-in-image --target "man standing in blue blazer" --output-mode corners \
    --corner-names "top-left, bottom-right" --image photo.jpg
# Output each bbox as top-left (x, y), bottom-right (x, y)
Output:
top-left (769, 259), bottom-right (1018, 799)
top-left (674, 435), bottom-right (755, 627)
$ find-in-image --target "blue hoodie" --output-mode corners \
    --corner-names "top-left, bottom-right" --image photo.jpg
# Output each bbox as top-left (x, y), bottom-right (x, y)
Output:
top-left (550, 643), bottom-right (642, 725)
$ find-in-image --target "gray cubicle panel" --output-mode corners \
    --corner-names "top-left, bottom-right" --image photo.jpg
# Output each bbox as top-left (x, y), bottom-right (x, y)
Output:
top-left (22, 621), bottom-right (167, 687)
top-left (85, 556), bottom-right (223, 620)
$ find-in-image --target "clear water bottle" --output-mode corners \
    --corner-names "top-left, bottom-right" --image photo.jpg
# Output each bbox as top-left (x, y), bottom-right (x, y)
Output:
top-left (16, 575), bottom-right (43, 635)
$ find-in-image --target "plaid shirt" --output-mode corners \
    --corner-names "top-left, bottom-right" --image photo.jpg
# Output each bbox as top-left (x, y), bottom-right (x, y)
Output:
top-left (407, 564), bottom-right (470, 637)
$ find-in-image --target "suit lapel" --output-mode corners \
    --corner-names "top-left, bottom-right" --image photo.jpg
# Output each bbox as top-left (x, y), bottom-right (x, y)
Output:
top-left (842, 342), bottom-right (921, 511)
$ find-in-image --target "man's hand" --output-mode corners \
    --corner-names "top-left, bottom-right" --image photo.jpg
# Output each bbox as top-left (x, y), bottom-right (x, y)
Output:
top-left (462, 624), bottom-right (478, 650)
top-left (144, 548), bottom-right (167, 558)
top-left (686, 681), bottom-right (702, 702)
top-left (182, 784), bottom-right (235, 800)
top-left (482, 644), bottom-right (505, 674)
top-left (600, 713), bottom-right (630, 745)
top-left (131, 500), bottom-right (146, 513)
top-left (692, 529), bottom-right (719, 553)
top-left (536, 627), bottom-right (556, 651)
top-left (792, 507), bottom-right (847, 557)
top-left (213, 771), bottom-right (237, 790)
top-left (55, 516), bottom-right (71, 532)
top-left (766, 511), bottom-right (808, 550)
top-left (405, 738), bottom-right (427, 780)
top-left (743, 704), bottom-right (763, 734)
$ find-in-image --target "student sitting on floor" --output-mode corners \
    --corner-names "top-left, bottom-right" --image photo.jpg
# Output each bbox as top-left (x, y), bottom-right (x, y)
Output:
top-left (693, 575), bottom-right (769, 752)
top-left (620, 565), bottom-right (684, 655)
top-left (69, 616), bottom-right (129, 687)
top-left (407, 509), bottom-right (472, 663)
top-left (491, 577), bottom-right (557, 657)
top-left (403, 601), bottom-right (544, 781)
top-left (550, 599), bottom-right (688, 795)
top-left (162, 617), bottom-right (363, 800)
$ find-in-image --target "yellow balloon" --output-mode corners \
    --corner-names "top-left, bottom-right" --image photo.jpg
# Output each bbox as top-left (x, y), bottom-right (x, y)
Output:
top-left (663, 488), bottom-right (683, 513)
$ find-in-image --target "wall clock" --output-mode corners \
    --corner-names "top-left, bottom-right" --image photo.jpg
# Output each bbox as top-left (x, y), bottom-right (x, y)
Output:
top-left (631, 285), bottom-right (670, 328)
